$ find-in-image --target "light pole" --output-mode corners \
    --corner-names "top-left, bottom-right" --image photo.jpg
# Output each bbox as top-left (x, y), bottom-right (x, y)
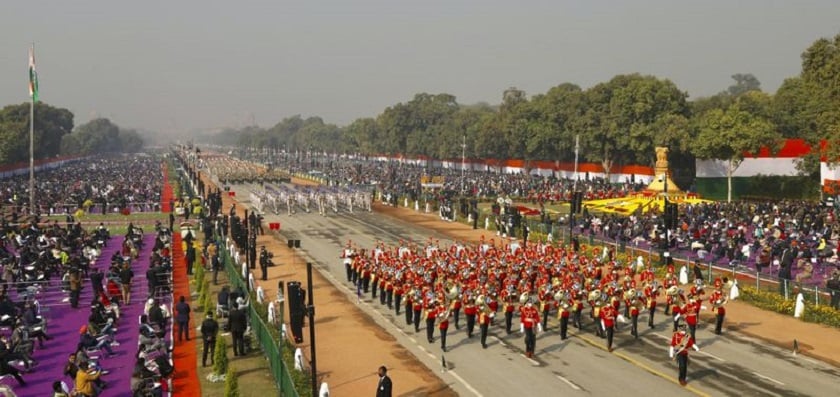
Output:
top-left (461, 135), bottom-right (466, 195)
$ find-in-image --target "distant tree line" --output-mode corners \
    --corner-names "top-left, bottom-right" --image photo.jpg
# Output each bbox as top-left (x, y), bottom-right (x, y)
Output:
top-left (214, 33), bottom-right (840, 181)
top-left (0, 103), bottom-right (144, 165)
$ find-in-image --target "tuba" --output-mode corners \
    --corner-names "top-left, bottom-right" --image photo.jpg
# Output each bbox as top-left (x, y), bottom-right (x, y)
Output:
top-left (476, 294), bottom-right (486, 307)
top-left (623, 288), bottom-right (637, 301)
top-left (446, 282), bottom-right (460, 300)
top-left (519, 292), bottom-right (530, 305)
top-left (666, 285), bottom-right (679, 297)
top-left (588, 289), bottom-right (602, 302)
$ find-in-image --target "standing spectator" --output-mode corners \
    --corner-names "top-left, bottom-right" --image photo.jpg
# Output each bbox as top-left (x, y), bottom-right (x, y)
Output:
top-left (175, 295), bottom-right (191, 342)
top-left (119, 262), bottom-right (134, 305)
top-left (228, 303), bottom-right (248, 356)
top-left (200, 311), bottom-right (219, 367)
top-left (69, 269), bottom-right (82, 309)
top-left (185, 242), bottom-right (196, 276)
top-left (89, 267), bottom-right (104, 298)
top-left (376, 365), bottom-right (392, 397)
top-left (826, 271), bottom-right (840, 310)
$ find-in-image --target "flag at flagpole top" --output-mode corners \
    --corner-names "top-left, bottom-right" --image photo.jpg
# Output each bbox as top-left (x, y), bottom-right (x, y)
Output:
top-left (29, 46), bottom-right (39, 102)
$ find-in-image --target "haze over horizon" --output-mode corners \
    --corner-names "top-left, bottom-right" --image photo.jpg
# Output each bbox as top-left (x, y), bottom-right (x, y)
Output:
top-left (1, 0), bottom-right (838, 138)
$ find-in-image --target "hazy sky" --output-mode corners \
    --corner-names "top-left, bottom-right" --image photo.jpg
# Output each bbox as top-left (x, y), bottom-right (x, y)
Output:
top-left (1, 0), bottom-right (838, 136)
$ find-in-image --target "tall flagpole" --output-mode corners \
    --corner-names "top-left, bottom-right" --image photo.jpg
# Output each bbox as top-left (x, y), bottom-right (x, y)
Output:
top-left (29, 44), bottom-right (35, 216)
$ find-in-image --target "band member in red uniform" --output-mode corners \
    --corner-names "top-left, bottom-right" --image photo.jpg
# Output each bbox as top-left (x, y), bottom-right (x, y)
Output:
top-left (709, 278), bottom-right (727, 335)
top-left (669, 321), bottom-right (700, 386)
top-left (412, 291), bottom-right (423, 333)
top-left (425, 300), bottom-right (438, 343)
top-left (502, 289), bottom-right (516, 334)
top-left (450, 294), bottom-right (462, 329)
top-left (557, 292), bottom-right (571, 340)
top-left (393, 280), bottom-right (403, 316)
top-left (682, 297), bottom-right (701, 340)
top-left (464, 298), bottom-right (477, 338)
top-left (478, 306), bottom-right (492, 349)
top-left (644, 282), bottom-right (659, 329)
top-left (600, 303), bottom-right (617, 352)
top-left (520, 300), bottom-right (541, 358)
top-left (436, 305), bottom-right (450, 351)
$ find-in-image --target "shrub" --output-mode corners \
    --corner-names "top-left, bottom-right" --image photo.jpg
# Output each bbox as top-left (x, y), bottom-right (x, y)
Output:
top-left (224, 365), bottom-right (239, 397)
top-left (214, 334), bottom-right (228, 375)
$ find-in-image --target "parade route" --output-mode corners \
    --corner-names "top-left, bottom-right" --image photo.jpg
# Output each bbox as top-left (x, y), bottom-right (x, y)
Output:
top-left (224, 179), bottom-right (840, 397)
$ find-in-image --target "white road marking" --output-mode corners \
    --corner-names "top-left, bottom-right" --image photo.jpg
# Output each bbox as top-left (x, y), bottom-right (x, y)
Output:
top-left (448, 370), bottom-right (485, 397)
top-left (697, 350), bottom-right (725, 362)
top-left (492, 336), bottom-right (508, 347)
top-left (408, 337), bottom-right (416, 344)
top-left (556, 375), bottom-right (582, 391)
top-left (417, 345), bottom-right (427, 353)
top-left (520, 354), bottom-right (539, 366)
top-left (752, 371), bottom-right (785, 386)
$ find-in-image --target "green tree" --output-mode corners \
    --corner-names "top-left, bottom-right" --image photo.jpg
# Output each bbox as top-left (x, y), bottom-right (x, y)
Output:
top-left (224, 365), bottom-right (239, 397)
top-left (727, 73), bottom-right (762, 96)
top-left (213, 335), bottom-right (228, 375)
top-left (691, 102), bottom-right (781, 202)
top-left (576, 74), bottom-right (688, 179)
top-left (0, 102), bottom-right (73, 164)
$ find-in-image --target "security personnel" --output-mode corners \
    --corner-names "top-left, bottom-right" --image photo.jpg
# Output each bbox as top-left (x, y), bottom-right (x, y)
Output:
top-left (259, 246), bottom-right (270, 281)
top-left (669, 321), bottom-right (700, 386)
top-left (200, 311), bottom-right (219, 367)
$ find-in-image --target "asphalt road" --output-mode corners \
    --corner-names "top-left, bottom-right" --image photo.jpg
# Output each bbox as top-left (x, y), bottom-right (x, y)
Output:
top-left (231, 182), bottom-right (840, 397)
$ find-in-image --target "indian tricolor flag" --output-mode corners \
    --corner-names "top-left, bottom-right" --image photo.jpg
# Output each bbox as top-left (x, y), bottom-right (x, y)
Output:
top-left (695, 139), bottom-right (812, 200)
top-left (29, 45), bottom-right (39, 102)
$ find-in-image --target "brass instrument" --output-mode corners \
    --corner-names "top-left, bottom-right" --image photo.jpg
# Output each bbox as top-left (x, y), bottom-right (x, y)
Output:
top-left (666, 285), bottom-right (679, 297)
top-left (519, 292), bottom-right (530, 305)
top-left (672, 331), bottom-right (690, 360)
top-left (623, 288), bottom-right (637, 301)
top-left (446, 282), bottom-right (460, 300)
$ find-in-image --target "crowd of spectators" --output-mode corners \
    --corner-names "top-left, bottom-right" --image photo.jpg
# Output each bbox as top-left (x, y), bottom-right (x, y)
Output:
top-left (0, 155), bottom-right (163, 217)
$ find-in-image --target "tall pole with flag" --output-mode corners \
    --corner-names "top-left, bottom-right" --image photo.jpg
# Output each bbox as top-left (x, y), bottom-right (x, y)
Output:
top-left (28, 44), bottom-right (39, 216)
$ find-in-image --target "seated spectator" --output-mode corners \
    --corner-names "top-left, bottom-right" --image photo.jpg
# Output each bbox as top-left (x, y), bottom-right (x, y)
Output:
top-left (53, 380), bottom-right (71, 397)
top-left (77, 325), bottom-right (115, 357)
top-left (3, 332), bottom-right (35, 372)
top-left (0, 338), bottom-right (25, 386)
top-left (74, 361), bottom-right (103, 397)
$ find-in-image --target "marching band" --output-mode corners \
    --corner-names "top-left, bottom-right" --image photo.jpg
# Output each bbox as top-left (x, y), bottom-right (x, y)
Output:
top-left (340, 236), bottom-right (729, 378)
